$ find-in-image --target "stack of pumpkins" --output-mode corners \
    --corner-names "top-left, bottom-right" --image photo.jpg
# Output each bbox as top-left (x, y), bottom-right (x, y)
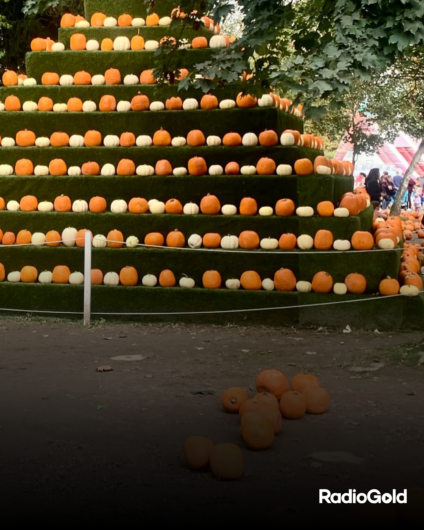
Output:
top-left (183, 369), bottom-right (329, 479)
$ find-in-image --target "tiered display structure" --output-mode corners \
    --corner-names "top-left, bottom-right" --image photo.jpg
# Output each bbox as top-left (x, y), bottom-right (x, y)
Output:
top-left (0, 0), bottom-right (423, 329)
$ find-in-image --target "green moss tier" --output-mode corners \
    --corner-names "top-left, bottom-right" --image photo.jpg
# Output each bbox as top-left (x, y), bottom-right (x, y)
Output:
top-left (0, 174), bottom-right (352, 209)
top-left (58, 26), bottom-right (212, 48)
top-left (0, 106), bottom-right (304, 137)
top-left (26, 49), bottom-right (218, 82)
top-left (0, 237), bottom-right (398, 292)
top-left (0, 283), bottom-right (421, 330)
top-left (85, 0), bottom-right (179, 19)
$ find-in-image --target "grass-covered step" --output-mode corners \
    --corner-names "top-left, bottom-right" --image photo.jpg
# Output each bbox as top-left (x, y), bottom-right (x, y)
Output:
top-left (58, 26), bottom-right (212, 48)
top-left (0, 242), bottom-right (398, 292)
top-left (0, 207), bottom-right (372, 242)
top-left (0, 284), bottom-right (420, 330)
top-left (85, 0), bottom-right (179, 20)
top-left (0, 106), bottom-right (303, 138)
top-left (26, 49), bottom-right (218, 82)
top-left (0, 174), bottom-right (352, 209)
top-left (0, 146), bottom-right (322, 174)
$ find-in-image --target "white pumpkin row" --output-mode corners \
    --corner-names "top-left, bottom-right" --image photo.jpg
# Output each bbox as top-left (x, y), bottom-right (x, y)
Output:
top-left (6, 270), bottom-right (84, 284)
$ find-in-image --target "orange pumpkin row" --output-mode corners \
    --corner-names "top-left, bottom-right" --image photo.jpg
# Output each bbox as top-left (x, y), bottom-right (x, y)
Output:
top-left (0, 157), bottom-right (311, 177)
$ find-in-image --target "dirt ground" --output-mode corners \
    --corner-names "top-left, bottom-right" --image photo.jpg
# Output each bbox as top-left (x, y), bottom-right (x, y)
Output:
top-left (0, 318), bottom-right (423, 522)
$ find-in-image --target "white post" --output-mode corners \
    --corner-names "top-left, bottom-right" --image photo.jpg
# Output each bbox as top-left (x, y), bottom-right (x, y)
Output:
top-left (83, 231), bottom-right (92, 326)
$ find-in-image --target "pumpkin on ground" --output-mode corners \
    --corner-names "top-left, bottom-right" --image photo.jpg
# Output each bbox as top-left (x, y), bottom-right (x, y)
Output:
top-left (184, 436), bottom-right (214, 470)
top-left (241, 416), bottom-right (274, 449)
top-left (210, 444), bottom-right (243, 479)
top-left (239, 398), bottom-right (283, 433)
top-left (221, 387), bottom-right (249, 412)
top-left (304, 385), bottom-right (330, 414)
top-left (256, 369), bottom-right (289, 400)
top-left (291, 374), bottom-right (319, 393)
top-left (254, 392), bottom-right (279, 410)
top-left (279, 391), bottom-right (307, 419)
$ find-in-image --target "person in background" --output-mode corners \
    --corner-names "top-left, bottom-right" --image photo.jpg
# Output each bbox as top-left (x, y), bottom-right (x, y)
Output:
top-left (407, 176), bottom-right (416, 209)
top-left (413, 185), bottom-right (422, 212)
top-left (355, 172), bottom-right (366, 188)
top-left (393, 172), bottom-right (403, 190)
top-left (365, 168), bottom-right (381, 207)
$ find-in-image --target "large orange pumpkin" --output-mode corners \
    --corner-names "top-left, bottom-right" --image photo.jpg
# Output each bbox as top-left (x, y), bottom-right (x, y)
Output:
top-left (221, 387), bottom-right (249, 413)
top-left (311, 271), bottom-right (333, 293)
top-left (345, 273), bottom-right (367, 294)
top-left (314, 230), bottom-right (333, 250)
top-left (203, 270), bottom-right (222, 289)
top-left (256, 369), bottom-right (289, 400)
top-left (120, 266), bottom-right (138, 286)
top-left (274, 269), bottom-right (296, 291)
top-left (52, 265), bottom-right (71, 284)
top-left (240, 271), bottom-right (262, 290)
top-left (280, 391), bottom-right (307, 419)
top-left (21, 266), bottom-right (38, 283)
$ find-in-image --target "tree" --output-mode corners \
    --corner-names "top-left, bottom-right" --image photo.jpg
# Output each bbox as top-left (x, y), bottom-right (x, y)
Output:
top-left (0, 0), bottom-right (84, 75)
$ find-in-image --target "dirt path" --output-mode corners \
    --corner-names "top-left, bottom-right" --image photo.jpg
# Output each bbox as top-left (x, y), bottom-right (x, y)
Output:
top-left (0, 318), bottom-right (423, 522)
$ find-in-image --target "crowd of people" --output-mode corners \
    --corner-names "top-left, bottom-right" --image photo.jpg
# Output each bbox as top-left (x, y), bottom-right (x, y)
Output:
top-left (355, 169), bottom-right (423, 212)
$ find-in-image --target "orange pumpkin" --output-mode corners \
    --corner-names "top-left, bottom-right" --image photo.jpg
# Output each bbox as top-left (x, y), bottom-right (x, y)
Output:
top-left (118, 14), bottom-right (133, 26)
top-left (146, 13), bottom-right (160, 26)
top-left (99, 95), bottom-right (117, 111)
top-left (70, 33), bottom-right (87, 50)
top-left (105, 68), bottom-right (122, 85)
top-left (82, 162), bottom-right (100, 176)
top-left (239, 400), bottom-right (282, 433)
top-left (311, 271), bottom-right (333, 293)
top-left (155, 160), bottom-right (173, 176)
top-left (184, 436), bottom-right (214, 470)
top-left (2, 232), bottom-right (16, 246)
top-left (5, 95), bottom-right (21, 111)
top-left (15, 159), bottom-right (34, 176)
top-left (259, 130), bottom-right (279, 146)
top-left (236, 93), bottom-right (258, 108)
top-left (351, 231), bottom-right (374, 250)
top-left (19, 266), bottom-right (38, 284)
top-left (239, 231), bottom-right (260, 249)
top-left (0, 263), bottom-right (5, 282)
top-left (54, 195), bottom-right (71, 212)
top-left (166, 230), bottom-right (185, 248)
top-left (221, 387), bottom-right (249, 413)
top-left (120, 266), bottom-right (138, 286)
top-left (2, 70), bottom-right (18, 86)
top-left (16, 130), bottom-right (36, 147)
top-left (145, 233), bottom-right (165, 247)
top-left (223, 132), bottom-right (242, 146)
top-left (139, 69), bottom-right (156, 84)
top-left (117, 159), bottom-right (136, 176)
top-left (153, 129), bottom-right (172, 146)
top-left (45, 230), bottom-right (61, 247)
top-left (256, 369), bottom-right (289, 401)
top-left (131, 94), bottom-right (150, 111)
top-left (16, 230), bottom-right (32, 245)
top-left (91, 12), bottom-right (107, 26)
top-left (203, 270), bottom-right (222, 289)
top-left (279, 233), bottom-right (297, 249)
top-left (129, 198), bottom-right (149, 214)
top-left (294, 159), bottom-right (314, 176)
top-left (166, 97), bottom-right (183, 110)
top-left (120, 132), bottom-right (136, 147)
top-left (165, 199), bottom-right (183, 214)
top-left (74, 71), bottom-right (92, 85)
top-left (38, 96), bottom-right (54, 111)
top-left (317, 201), bottom-right (335, 217)
top-left (91, 269), bottom-right (104, 285)
top-left (203, 233), bottom-right (222, 248)
top-left (403, 272), bottom-right (423, 291)
top-left (89, 196), bottom-right (107, 213)
top-left (200, 194), bottom-right (220, 215)
top-left (239, 197), bottom-right (258, 216)
top-left (192, 36), bottom-right (208, 48)
top-left (101, 38), bottom-right (114, 51)
top-left (187, 130), bottom-right (206, 147)
top-left (131, 35), bottom-right (145, 50)
top-left (75, 229), bottom-right (92, 248)
top-left (304, 385), bottom-right (330, 414)
top-left (188, 157), bottom-right (207, 176)
top-left (52, 265), bottom-right (71, 284)
top-left (241, 416), bottom-right (275, 450)
top-left (225, 162), bottom-right (240, 175)
top-left (274, 269), bottom-right (296, 291)
top-left (275, 199), bottom-right (295, 216)
top-left (61, 14), bottom-right (76, 27)
top-left (51, 131), bottom-right (70, 147)
top-left (257, 158), bottom-right (276, 175)
top-left (20, 195), bottom-right (38, 211)
top-left (279, 391), bottom-right (307, 419)
top-left (200, 94), bottom-right (219, 110)
top-left (67, 97), bottom-right (83, 112)
top-left (291, 374), bottom-right (319, 393)
top-left (210, 444), bottom-right (243, 479)
top-left (379, 277), bottom-right (400, 296)
top-left (107, 229), bottom-right (124, 248)
top-left (159, 269), bottom-right (176, 287)
top-left (31, 38), bottom-right (47, 52)
top-left (314, 229), bottom-right (333, 250)
top-left (345, 273), bottom-right (367, 294)
top-left (253, 392), bottom-right (279, 410)
top-left (240, 271), bottom-right (262, 290)
top-left (41, 72), bottom-right (60, 85)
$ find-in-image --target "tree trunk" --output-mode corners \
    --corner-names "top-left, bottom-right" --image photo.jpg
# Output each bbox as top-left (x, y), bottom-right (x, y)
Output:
top-left (390, 138), bottom-right (424, 217)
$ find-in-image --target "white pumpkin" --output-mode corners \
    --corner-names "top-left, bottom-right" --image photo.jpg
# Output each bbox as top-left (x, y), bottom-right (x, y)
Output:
top-left (132, 18), bottom-right (146, 27)
top-left (91, 74), bottom-right (105, 85)
top-left (221, 235), bottom-right (239, 249)
top-left (209, 165), bottom-right (223, 175)
top-left (183, 98), bottom-right (199, 110)
top-left (333, 283), bottom-right (348, 295)
top-left (126, 236), bottom-right (139, 248)
top-left (297, 234), bottom-right (314, 250)
top-left (334, 207), bottom-right (350, 217)
top-left (260, 237), bottom-right (279, 250)
top-left (262, 279), bottom-right (275, 291)
top-left (69, 272), bottom-right (84, 285)
top-left (142, 274), bottom-right (157, 287)
top-left (136, 135), bottom-right (152, 147)
top-left (104, 272), bottom-right (120, 286)
top-left (7, 272), bottom-right (21, 283)
top-left (38, 271), bottom-right (53, 284)
top-left (111, 199), bottom-right (127, 213)
top-left (124, 74), bottom-right (139, 85)
top-left (59, 74), bottom-right (74, 86)
top-left (23, 77), bottom-right (37, 86)
top-left (400, 285), bottom-right (419, 296)
top-left (145, 40), bottom-right (159, 50)
top-left (75, 21), bottom-right (89, 28)
top-left (226, 279), bottom-right (240, 290)
top-left (82, 101), bottom-right (96, 112)
top-left (182, 203), bottom-right (198, 215)
top-left (93, 234), bottom-right (107, 248)
top-left (69, 134), bottom-right (84, 147)
top-left (259, 206), bottom-right (273, 216)
top-left (31, 232), bottom-right (46, 246)
top-left (258, 94), bottom-right (274, 107)
top-left (101, 164), bottom-right (116, 176)
top-left (150, 101), bottom-right (165, 111)
top-left (277, 164), bottom-right (292, 176)
top-left (38, 201), bottom-right (53, 212)
top-left (117, 100), bottom-right (131, 112)
top-left (172, 136), bottom-right (187, 147)
top-left (72, 200), bottom-right (89, 213)
top-left (35, 137), bottom-right (50, 147)
top-left (68, 166), bottom-right (81, 176)
top-left (242, 133), bottom-right (258, 146)
top-left (241, 165), bottom-right (257, 175)
top-left (34, 165), bottom-right (49, 176)
top-left (206, 135), bottom-right (221, 146)
top-left (104, 135), bottom-right (120, 147)
top-left (377, 238), bottom-right (395, 250)
top-left (280, 131), bottom-right (297, 146)
top-left (6, 200), bottom-right (20, 211)
top-left (159, 16), bottom-right (172, 25)
top-left (0, 102), bottom-right (4, 111)
top-left (333, 239), bottom-right (351, 251)
top-left (179, 275), bottom-right (195, 288)
top-left (0, 164), bottom-right (13, 176)
top-left (296, 281), bottom-right (312, 293)
top-left (53, 103), bottom-right (68, 112)
top-left (104, 17), bottom-right (117, 27)
top-left (148, 199), bottom-right (165, 214)
top-left (51, 42), bottom-right (65, 51)
top-left (219, 99), bottom-right (236, 109)
top-left (114, 36), bottom-right (131, 50)
top-left (221, 204), bottom-right (237, 215)
top-left (210, 35), bottom-right (227, 48)
top-left (296, 206), bottom-right (314, 217)
top-left (23, 101), bottom-right (38, 112)
top-left (62, 227), bottom-right (77, 247)
top-left (173, 167), bottom-right (187, 176)
top-left (188, 234), bottom-right (202, 249)
top-left (1, 137), bottom-right (15, 147)
top-left (137, 165), bottom-right (155, 176)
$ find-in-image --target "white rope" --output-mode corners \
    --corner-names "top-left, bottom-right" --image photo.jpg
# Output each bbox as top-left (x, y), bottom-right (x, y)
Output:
top-left (0, 307), bottom-right (83, 315)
